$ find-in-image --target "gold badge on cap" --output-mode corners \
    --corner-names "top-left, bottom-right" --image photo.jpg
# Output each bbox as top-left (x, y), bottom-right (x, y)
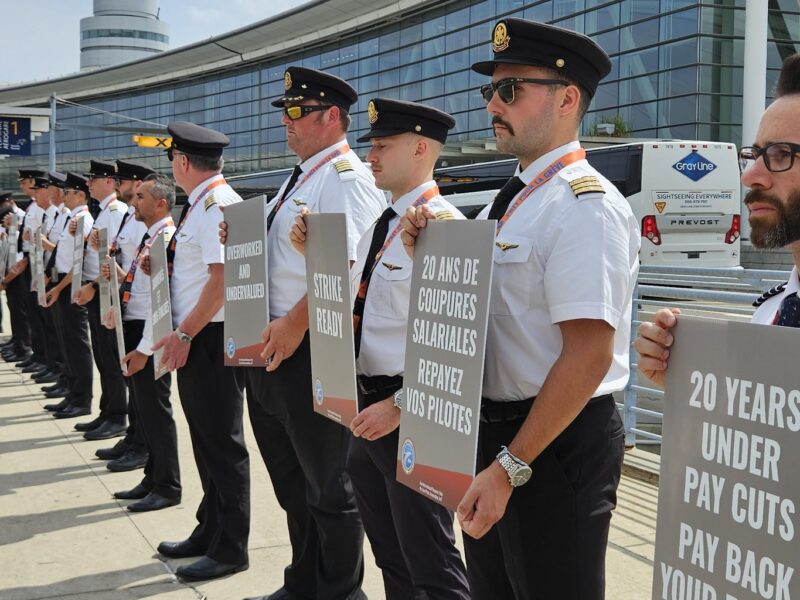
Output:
top-left (368, 101), bottom-right (379, 124)
top-left (284, 71), bottom-right (292, 90)
top-left (492, 22), bottom-right (510, 53)
top-left (556, 58), bottom-right (566, 68)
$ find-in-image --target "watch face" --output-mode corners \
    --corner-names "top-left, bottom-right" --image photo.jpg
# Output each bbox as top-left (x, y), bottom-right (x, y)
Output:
top-left (511, 466), bottom-right (532, 487)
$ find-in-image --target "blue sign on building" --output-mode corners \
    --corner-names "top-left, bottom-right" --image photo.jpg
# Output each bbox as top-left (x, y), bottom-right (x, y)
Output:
top-left (672, 151), bottom-right (717, 182)
top-left (0, 117), bottom-right (32, 156)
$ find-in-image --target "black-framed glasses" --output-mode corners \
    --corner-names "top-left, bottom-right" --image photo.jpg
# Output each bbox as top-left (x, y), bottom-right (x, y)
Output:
top-left (282, 104), bottom-right (332, 120)
top-left (739, 143), bottom-right (800, 173)
top-left (479, 77), bottom-right (570, 104)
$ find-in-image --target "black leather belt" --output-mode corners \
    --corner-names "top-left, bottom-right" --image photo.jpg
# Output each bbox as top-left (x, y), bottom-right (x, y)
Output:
top-left (480, 394), bottom-right (613, 423)
top-left (357, 374), bottom-right (402, 396)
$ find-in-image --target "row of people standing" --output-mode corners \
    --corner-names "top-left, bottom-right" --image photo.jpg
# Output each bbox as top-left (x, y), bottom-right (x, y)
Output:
top-left (0, 16), bottom-right (639, 600)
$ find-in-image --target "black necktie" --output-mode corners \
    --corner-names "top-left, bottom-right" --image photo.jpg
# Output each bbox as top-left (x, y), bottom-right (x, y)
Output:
top-left (166, 202), bottom-right (192, 275)
top-left (89, 198), bottom-right (102, 220)
top-left (267, 165), bottom-right (303, 232)
top-left (776, 292), bottom-right (800, 328)
top-left (17, 211), bottom-right (27, 253)
top-left (488, 176), bottom-right (526, 220)
top-left (353, 206), bottom-right (396, 357)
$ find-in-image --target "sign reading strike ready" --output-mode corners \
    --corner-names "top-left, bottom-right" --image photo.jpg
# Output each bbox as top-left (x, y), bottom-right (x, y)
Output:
top-left (396, 220), bottom-right (495, 511)
top-left (654, 316), bottom-right (800, 600)
top-left (71, 215), bottom-right (85, 303)
top-left (223, 197), bottom-right (269, 366)
top-left (149, 233), bottom-right (172, 380)
top-left (305, 213), bottom-right (358, 427)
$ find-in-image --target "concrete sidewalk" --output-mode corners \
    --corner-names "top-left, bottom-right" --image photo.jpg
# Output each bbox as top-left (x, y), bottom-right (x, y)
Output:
top-left (0, 334), bottom-right (656, 599)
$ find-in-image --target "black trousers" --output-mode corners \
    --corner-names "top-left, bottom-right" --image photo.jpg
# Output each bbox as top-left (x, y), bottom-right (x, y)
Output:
top-left (5, 274), bottom-right (31, 353)
top-left (86, 293), bottom-right (127, 424)
top-left (347, 381), bottom-right (470, 600)
top-left (464, 395), bottom-right (624, 600)
top-left (123, 319), bottom-right (181, 499)
top-left (55, 282), bottom-right (93, 407)
top-left (40, 300), bottom-right (63, 372)
top-left (177, 324), bottom-right (249, 564)
top-left (246, 335), bottom-right (364, 600)
top-left (21, 267), bottom-right (47, 364)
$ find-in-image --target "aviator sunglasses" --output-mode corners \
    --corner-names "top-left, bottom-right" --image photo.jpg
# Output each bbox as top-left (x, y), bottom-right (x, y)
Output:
top-left (283, 104), bottom-right (332, 120)
top-left (480, 77), bottom-right (569, 104)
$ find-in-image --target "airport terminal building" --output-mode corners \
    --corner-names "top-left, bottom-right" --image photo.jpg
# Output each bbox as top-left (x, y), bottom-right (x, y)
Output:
top-left (0, 0), bottom-right (798, 193)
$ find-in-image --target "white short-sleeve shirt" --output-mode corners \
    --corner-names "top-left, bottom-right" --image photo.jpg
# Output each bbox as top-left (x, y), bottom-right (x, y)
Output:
top-left (23, 201), bottom-right (44, 254)
top-left (352, 181), bottom-right (465, 377)
top-left (84, 193), bottom-right (126, 281)
top-left (266, 139), bottom-right (386, 319)
top-left (55, 206), bottom-right (93, 274)
top-left (478, 141), bottom-right (641, 401)
top-left (171, 174), bottom-right (241, 326)
top-left (43, 204), bottom-right (66, 264)
top-left (114, 205), bottom-right (148, 273)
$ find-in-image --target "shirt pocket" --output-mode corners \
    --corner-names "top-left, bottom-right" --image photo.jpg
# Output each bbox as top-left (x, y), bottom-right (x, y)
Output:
top-left (370, 257), bottom-right (412, 319)
top-left (490, 235), bottom-right (534, 316)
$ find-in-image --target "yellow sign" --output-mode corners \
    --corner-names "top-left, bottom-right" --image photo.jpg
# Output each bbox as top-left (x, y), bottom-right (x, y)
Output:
top-left (655, 201), bottom-right (667, 214)
top-left (132, 135), bottom-right (172, 148)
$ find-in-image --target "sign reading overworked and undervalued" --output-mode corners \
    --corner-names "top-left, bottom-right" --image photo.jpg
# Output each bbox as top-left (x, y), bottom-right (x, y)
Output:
top-left (396, 219), bottom-right (495, 511)
top-left (654, 316), bottom-right (800, 600)
top-left (223, 197), bottom-right (269, 366)
top-left (305, 213), bottom-right (358, 427)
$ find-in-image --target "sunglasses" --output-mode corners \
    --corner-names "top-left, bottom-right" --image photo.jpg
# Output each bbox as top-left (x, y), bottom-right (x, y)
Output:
top-left (167, 147), bottom-right (187, 162)
top-left (283, 104), bottom-right (332, 120)
top-left (739, 142), bottom-right (800, 173)
top-left (479, 77), bottom-right (569, 104)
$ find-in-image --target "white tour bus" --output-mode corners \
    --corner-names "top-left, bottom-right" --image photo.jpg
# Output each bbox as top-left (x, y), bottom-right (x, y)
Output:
top-left (436, 141), bottom-right (742, 267)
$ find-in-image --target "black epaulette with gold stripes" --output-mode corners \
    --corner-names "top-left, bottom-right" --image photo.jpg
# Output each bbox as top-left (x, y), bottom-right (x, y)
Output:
top-left (204, 195), bottom-right (217, 211)
top-left (753, 282), bottom-right (787, 307)
top-left (568, 175), bottom-right (605, 197)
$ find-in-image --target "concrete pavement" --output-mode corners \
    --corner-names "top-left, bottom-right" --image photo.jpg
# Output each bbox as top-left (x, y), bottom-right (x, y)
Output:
top-left (0, 330), bottom-right (657, 599)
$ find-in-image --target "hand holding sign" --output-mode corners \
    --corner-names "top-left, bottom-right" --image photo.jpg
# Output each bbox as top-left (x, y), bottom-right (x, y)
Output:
top-left (400, 204), bottom-right (439, 258)
top-left (289, 207), bottom-right (310, 255)
top-left (350, 398), bottom-right (400, 441)
top-left (634, 308), bottom-right (680, 389)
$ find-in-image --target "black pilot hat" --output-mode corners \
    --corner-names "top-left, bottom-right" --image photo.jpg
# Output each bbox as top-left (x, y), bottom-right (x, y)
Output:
top-left (356, 98), bottom-right (455, 144)
top-left (166, 121), bottom-right (230, 158)
top-left (31, 175), bottom-right (51, 190)
top-left (17, 168), bottom-right (46, 181)
top-left (0, 192), bottom-right (13, 202)
top-left (49, 171), bottom-right (67, 189)
top-left (88, 159), bottom-right (117, 179)
top-left (65, 172), bottom-right (90, 195)
top-left (472, 18), bottom-right (611, 98)
top-left (271, 66), bottom-right (358, 111)
top-left (116, 159), bottom-right (156, 181)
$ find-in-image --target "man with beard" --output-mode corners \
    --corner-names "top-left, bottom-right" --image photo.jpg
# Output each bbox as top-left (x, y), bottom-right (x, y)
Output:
top-left (636, 53), bottom-right (800, 385)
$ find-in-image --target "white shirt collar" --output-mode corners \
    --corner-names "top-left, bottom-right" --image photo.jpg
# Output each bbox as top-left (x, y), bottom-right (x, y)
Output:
top-left (390, 180), bottom-right (437, 217)
top-left (100, 193), bottom-right (117, 210)
top-left (299, 139), bottom-right (348, 170)
top-left (70, 204), bottom-right (89, 217)
top-left (517, 140), bottom-right (582, 184)
top-left (187, 173), bottom-right (224, 206)
top-left (785, 267), bottom-right (800, 295)
top-left (146, 215), bottom-right (174, 237)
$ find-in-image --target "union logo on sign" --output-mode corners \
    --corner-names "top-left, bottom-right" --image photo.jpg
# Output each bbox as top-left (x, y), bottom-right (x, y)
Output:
top-left (401, 438), bottom-right (415, 474)
top-left (672, 152), bottom-right (717, 182)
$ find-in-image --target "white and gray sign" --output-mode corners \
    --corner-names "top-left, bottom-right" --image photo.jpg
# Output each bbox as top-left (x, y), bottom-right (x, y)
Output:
top-left (223, 196), bottom-right (269, 366)
top-left (149, 233), bottom-right (171, 380)
top-left (396, 219), bottom-right (495, 511)
top-left (0, 240), bottom-right (8, 279)
top-left (305, 213), bottom-right (358, 427)
top-left (71, 215), bottom-right (84, 303)
top-left (33, 227), bottom-right (45, 305)
top-left (7, 213), bottom-right (18, 270)
top-left (109, 251), bottom-right (127, 376)
top-left (98, 228), bottom-right (110, 317)
top-left (654, 316), bottom-right (800, 600)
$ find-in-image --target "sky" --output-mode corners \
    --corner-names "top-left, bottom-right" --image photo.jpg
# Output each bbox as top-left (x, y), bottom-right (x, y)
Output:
top-left (0, 0), bottom-right (312, 85)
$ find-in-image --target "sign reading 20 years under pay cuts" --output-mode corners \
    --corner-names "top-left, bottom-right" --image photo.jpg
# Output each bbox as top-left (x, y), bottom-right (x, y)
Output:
top-left (655, 316), bottom-right (800, 600)
top-left (223, 197), bottom-right (269, 366)
top-left (396, 219), bottom-right (495, 511)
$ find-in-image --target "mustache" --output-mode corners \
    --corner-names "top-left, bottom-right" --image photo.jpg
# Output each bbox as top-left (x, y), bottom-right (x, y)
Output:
top-left (744, 189), bottom-right (782, 209)
top-left (491, 116), bottom-right (515, 136)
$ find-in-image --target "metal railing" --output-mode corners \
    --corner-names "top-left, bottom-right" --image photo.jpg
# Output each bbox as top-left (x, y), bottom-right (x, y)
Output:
top-left (622, 264), bottom-right (791, 447)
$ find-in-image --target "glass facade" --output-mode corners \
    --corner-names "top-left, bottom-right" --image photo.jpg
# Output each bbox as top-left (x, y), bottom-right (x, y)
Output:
top-left (2, 0), bottom-right (798, 192)
top-left (81, 29), bottom-right (170, 44)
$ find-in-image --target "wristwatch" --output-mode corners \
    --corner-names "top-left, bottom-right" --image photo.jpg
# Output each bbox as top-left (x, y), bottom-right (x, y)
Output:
top-left (392, 389), bottom-right (404, 411)
top-left (174, 328), bottom-right (193, 344)
top-left (496, 446), bottom-right (533, 487)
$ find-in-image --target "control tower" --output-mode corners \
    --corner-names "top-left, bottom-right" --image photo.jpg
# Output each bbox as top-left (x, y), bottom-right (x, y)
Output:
top-left (80, 0), bottom-right (169, 71)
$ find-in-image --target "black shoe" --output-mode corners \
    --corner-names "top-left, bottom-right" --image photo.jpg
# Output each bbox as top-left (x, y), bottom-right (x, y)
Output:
top-left (176, 556), bottom-right (248, 582)
top-left (42, 382), bottom-right (63, 392)
top-left (244, 587), bottom-right (303, 600)
top-left (34, 371), bottom-right (59, 384)
top-left (44, 398), bottom-right (70, 412)
top-left (5, 351), bottom-right (31, 362)
top-left (22, 361), bottom-right (46, 374)
top-left (44, 387), bottom-right (69, 399)
top-left (157, 539), bottom-right (206, 559)
top-left (107, 449), bottom-right (148, 471)
top-left (113, 482), bottom-right (151, 500)
top-left (96, 438), bottom-right (128, 460)
top-left (54, 406), bottom-right (90, 419)
top-left (83, 421), bottom-right (127, 441)
top-left (74, 416), bottom-right (105, 432)
top-left (127, 492), bottom-right (180, 512)
top-left (30, 367), bottom-right (51, 378)
top-left (15, 356), bottom-right (36, 368)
